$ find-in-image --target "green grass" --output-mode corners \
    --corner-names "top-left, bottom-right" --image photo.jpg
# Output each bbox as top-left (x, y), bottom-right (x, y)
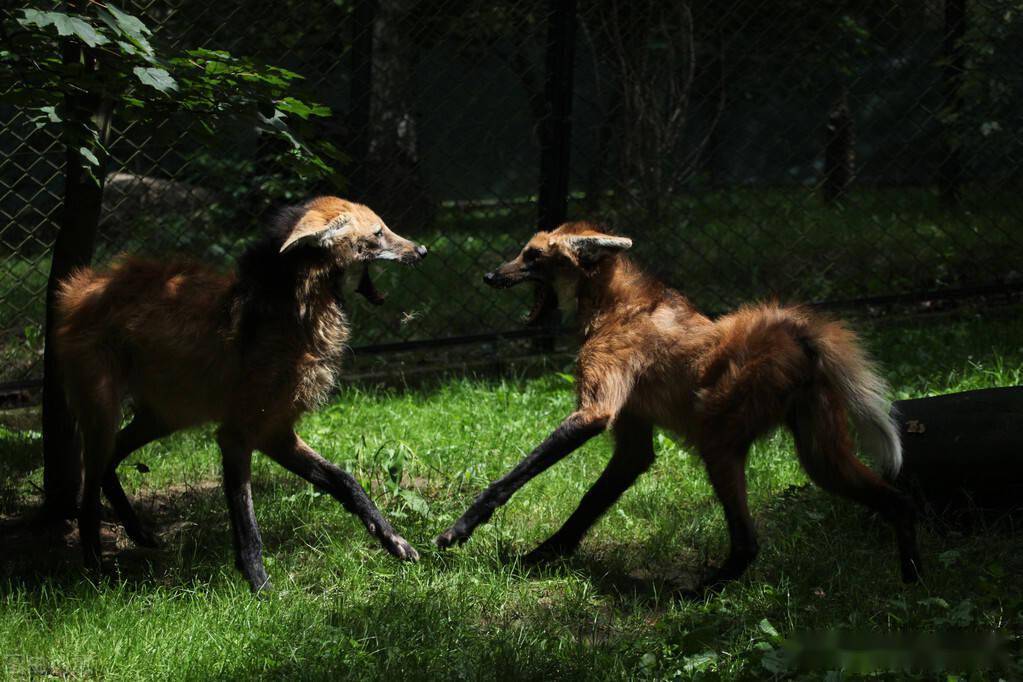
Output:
top-left (1, 311), bottom-right (1022, 679)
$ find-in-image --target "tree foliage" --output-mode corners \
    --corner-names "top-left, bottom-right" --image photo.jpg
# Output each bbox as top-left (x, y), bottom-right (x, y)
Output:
top-left (0, 2), bottom-right (341, 183)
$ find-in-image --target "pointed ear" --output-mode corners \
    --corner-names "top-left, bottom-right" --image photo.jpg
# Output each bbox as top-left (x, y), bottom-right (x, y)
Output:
top-left (562, 234), bottom-right (633, 265)
top-left (280, 212), bottom-right (353, 253)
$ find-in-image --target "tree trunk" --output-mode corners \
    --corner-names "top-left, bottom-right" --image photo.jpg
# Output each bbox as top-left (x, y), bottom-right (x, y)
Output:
top-left (938, 0), bottom-right (965, 207)
top-left (365, 0), bottom-right (432, 230)
top-left (822, 85), bottom-right (855, 202)
top-left (348, 0), bottom-right (375, 199)
top-left (41, 31), bottom-right (112, 521)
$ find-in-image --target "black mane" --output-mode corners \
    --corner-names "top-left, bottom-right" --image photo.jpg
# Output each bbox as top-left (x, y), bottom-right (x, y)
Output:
top-left (236, 203), bottom-right (311, 288)
top-left (232, 202), bottom-right (346, 347)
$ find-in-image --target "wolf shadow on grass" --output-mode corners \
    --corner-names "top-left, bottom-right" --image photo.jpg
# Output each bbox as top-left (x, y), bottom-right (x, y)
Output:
top-left (0, 470), bottom-right (372, 592)
top-left (499, 482), bottom-right (1023, 608)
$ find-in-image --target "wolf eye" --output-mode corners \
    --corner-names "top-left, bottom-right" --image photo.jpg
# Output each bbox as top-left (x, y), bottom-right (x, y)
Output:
top-left (523, 248), bottom-right (541, 263)
top-left (374, 226), bottom-right (383, 237)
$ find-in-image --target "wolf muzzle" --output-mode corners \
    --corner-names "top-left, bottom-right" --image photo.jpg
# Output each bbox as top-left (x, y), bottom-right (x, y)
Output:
top-left (483, 270), bottom-right (518, 288)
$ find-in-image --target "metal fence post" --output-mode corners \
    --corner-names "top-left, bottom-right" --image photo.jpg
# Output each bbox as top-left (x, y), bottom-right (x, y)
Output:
top-left (532, 0), bottom-right (577, 350)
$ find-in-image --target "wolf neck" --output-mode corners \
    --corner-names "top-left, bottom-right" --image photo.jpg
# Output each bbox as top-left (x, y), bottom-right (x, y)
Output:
top-left (235, 238), bottom-right (350, 341)
top-left (552, 273), bottom-right (579, 322)
top-left (575, 256), bottom-right (666, 334)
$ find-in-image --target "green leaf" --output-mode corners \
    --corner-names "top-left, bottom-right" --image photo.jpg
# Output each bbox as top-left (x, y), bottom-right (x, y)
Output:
top-left (186, 48), bottom-right (234, 61)
top-left (133, 66), bottom-right (178, 93)
top-left (35, 11), bottom-right (110, 48)
top-left (682, 651), bottom-right (717, 673)
top-left (758, 618), bottom-right (780, 639)
top-left (65, 17), bottom-right (108, 48)
top-left (105, 5), bottom-right (151, 39)
top-left (18, 9), bottom-right (61, 31)
top-left (34, 106), bottom-right (62, 127)
top-left (397, 489), bottom-right (430, 517)
top-left (202, 59), bottom-right (235, 76)
top-left (113, 39), bottom-right (139, 56)
top-left (277, 97), bottom-right (331, 119)
top-left (18, 9), bottom-right (46, 27)
top-left (79, 147), bottom-right (99, 166)
top-left (98, 6), bottom-right (154, 56)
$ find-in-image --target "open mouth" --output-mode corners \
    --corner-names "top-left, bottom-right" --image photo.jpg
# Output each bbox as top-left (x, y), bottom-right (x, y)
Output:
top-left (524, 281), bottom-right (556, 325)
top-left (355, 263), bottom-right (386, 305)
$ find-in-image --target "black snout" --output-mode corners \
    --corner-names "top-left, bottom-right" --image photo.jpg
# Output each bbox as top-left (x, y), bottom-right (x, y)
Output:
top-left (415, 245), bottom-right (428, 259)
top-left (483, 271), bottom-right (497, 285)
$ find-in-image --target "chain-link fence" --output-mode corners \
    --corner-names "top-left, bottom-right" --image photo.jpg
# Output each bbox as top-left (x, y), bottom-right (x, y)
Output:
top-left (2, 0), bottom-right (1022, 392)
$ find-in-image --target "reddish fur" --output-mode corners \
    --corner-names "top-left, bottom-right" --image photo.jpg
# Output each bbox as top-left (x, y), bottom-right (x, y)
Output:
top-left (540, 225), bottom-right (875, 460)
top-left (54, 196), bottom-right (424, 588)
top-left (457, 221), bottom-right (920, 589)
top-left (57, 258), bottom-right (244, 433)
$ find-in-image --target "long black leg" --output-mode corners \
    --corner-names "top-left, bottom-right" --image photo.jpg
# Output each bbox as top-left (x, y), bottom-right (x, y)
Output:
top-left (436, 409), bottom-right (609, 549)
top-left (78, 402), bottom-right (119, 571)
top-left (524, 413), bottom-right (655, 563)
top-left (80, 447), bottom-right (106, 571)
top-left (101, 408), bottom-right (170, 548)
top-left (217, 428), bottom-right (270, 592)
top-left (789, 398), bottom-right (922, 583)
top-left (684, 443), bottom-right (759, 596)
top-left (260, 431), bottom-right (418, 562)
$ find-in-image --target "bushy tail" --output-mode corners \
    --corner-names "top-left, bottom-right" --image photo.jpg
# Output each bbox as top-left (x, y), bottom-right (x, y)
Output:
top-left (809, 321), bottom-right (903, 479)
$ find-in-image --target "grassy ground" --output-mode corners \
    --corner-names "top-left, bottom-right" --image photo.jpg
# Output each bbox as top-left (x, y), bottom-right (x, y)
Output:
top-left (1, 311), bottom-right (1022, 680)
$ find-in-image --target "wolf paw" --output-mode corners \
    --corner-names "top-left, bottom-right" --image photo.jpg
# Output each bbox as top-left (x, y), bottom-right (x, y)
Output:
top-left (380, 531), bottom-right (420, 562)
top-left (520, 540), bottom-right (572, 566)
top-left (435, 523), bottom-right (472, 549)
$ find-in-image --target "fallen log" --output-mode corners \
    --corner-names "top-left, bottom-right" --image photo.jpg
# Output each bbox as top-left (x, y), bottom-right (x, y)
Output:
top-left (893, 386), bottom-right (1023, 512)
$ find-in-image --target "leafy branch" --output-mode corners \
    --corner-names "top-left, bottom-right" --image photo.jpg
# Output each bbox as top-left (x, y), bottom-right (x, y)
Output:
top-left (1, 2), bottom-right (341, 182)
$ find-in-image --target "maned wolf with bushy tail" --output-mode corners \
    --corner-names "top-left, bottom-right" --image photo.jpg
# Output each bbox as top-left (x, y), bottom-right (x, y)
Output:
top-left (55, 196), bottom-right (427, 591)
top-left (437, 221), bottom-right (920, 594)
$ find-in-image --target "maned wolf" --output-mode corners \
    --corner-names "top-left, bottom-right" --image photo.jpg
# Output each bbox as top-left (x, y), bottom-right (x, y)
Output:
top-left (55, 196), bottom-right (427, 591)
top-left (437, 221), bottom-right (920, 594)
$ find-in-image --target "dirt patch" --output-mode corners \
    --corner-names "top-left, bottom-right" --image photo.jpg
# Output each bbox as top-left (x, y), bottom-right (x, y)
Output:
top-left (0, 480), bottom-right (224, 583)
top-left (0, 405), bottom-right (41, 431)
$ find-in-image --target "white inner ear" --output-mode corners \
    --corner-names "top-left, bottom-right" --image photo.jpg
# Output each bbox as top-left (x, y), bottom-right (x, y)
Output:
top-left (280, 213), bottom-right (353, 253)
top-left (318, 214), bottom-right (353, 244)
top-left (564, 235), bottom-right (633, 261)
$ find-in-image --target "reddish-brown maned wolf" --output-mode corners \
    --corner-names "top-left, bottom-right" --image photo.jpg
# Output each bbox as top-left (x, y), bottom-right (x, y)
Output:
top-left (55, 196), bottom-right (427, 591)
top-left (437, 221), bottom-right (920, 594)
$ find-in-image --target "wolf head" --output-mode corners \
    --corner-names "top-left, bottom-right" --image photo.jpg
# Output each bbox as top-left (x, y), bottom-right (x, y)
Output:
top-left (279, 196), bottom-right (428, 265)
top-left (483, 221), bottom-right (631, 322)
top-left (276, 196), bottom-right (427, 305)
